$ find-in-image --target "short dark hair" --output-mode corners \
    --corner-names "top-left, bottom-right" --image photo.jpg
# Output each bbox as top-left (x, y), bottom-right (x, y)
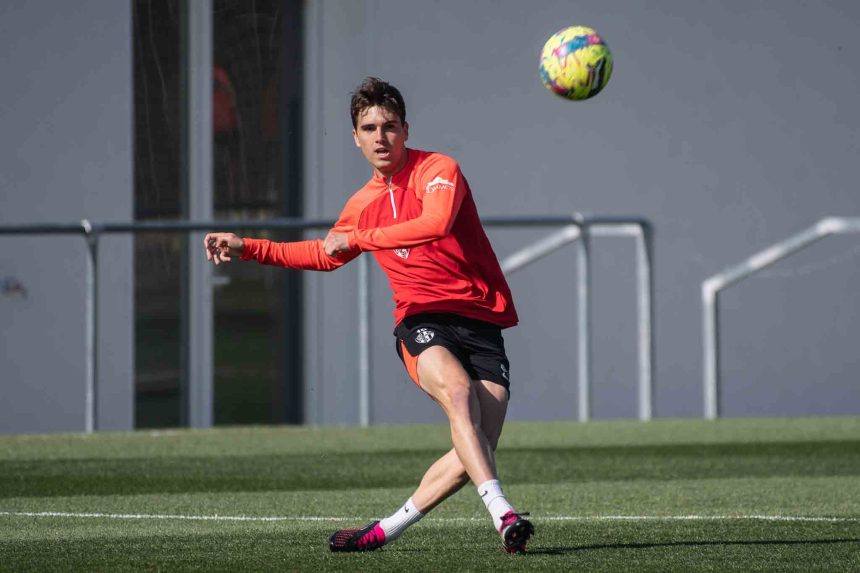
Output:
top-left (349, 77), bottom-right (406, 128)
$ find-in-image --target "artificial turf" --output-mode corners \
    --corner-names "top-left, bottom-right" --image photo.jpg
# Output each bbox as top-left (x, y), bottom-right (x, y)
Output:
top-left (1, 417), bottom-right (859, 571)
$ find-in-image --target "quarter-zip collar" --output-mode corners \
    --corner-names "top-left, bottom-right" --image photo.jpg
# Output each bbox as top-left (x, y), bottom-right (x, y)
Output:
top-left (375, 148), bottom-right (418, 220)
top-left (387, 175), bottom-right (398, 219)
top-left (372, 148), bottom-right (416, 188)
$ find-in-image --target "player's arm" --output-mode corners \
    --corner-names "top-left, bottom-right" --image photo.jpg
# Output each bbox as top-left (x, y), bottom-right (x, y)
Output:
top-left (205, 194), bottom-right (364, 270)
top-left (241, 235), bottom-right (358, 271)
top-left (342, 160), bottom-right (466, 252)
top-left (204, 224), bottom-right (358, 271)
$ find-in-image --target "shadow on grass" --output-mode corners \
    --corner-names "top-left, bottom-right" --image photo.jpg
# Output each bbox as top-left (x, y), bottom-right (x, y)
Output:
top-left (531, 538), bottom-right (860, 555)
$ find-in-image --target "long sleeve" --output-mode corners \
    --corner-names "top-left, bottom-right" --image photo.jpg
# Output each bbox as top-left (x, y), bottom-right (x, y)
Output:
top-left (349, 159), bottom-right (466, 252)
top-left (240, 203), bottom-right (361, 271)
top-left (240, 237), bottom-right (358, 271)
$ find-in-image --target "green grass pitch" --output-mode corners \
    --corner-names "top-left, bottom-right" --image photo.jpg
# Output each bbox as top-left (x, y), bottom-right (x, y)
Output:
top-left (1, 417), bottom-right (859, 571)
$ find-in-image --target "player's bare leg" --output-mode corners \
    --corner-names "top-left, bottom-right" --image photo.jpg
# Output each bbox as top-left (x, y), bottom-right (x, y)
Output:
top-left (414, 347), bottom-right (533, 552)
top-left (335, 380), bottom-right (508, 551)
top-left (409, 378), bottom-right (508, 513)
top-left (415, 346), bottom-right (498, 484)
top-left (329, 379), bottom-right (506, 552)
top-left (329, 349), bottom-right (532, 553)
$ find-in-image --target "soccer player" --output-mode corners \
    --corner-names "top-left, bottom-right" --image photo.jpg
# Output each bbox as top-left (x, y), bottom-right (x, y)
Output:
top-left (203, 77), bottom-right (534, 554)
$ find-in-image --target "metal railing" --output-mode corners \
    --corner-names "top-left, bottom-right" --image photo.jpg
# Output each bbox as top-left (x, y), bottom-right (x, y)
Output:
top-left (702, 217), bottom-right (860, 419)
top-left (499, 217), bottom-right (655, 422)
top-left (1, 214), bottom-right (653, 431)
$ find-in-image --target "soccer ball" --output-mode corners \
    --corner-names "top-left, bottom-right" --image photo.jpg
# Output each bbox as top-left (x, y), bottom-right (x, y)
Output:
top-left (539, 26), bottom-right (613, 101)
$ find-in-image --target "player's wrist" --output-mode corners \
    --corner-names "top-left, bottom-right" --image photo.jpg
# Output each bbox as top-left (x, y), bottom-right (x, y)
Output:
top-left (239, 237), bottom-right (257, 260)
top-left (347, 230), bottom-right (360, 251)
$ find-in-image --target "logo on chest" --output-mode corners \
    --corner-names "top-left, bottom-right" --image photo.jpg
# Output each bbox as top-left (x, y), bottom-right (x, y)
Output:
top-left (394, 248), bottom-right (410, 259)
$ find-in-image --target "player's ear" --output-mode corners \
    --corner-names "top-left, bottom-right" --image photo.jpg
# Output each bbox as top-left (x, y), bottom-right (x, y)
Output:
top-left (403, 121), bottom-right (409, 141)
top-left (352, 128), bottom-right (360, 147)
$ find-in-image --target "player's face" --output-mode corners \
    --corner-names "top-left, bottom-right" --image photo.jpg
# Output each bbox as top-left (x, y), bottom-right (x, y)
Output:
top-left (352, 106), bottom-right (409, 177)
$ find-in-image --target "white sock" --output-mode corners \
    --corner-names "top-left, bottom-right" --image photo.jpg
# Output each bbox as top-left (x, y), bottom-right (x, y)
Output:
top-left (379, 497), bottom-right (424, 542)
top-left (477, 479), bottom-right (515, 530)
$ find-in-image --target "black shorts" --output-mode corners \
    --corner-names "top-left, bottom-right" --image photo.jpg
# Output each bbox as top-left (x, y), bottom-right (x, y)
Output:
top-left (394, 313), bottom-right (511, 395)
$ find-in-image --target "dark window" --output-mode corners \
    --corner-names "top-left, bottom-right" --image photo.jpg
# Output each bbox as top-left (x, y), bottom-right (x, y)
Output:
top-left (133, 0), bottom-right (303, 428)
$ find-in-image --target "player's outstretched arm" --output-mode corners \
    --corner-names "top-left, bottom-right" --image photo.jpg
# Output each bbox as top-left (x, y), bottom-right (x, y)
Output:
top-left (209, 204), bottom-right (359, 271)
top-left (210, 233), bottom-right (359, 272)
top-left (204, 232), bottom-right (244, 265)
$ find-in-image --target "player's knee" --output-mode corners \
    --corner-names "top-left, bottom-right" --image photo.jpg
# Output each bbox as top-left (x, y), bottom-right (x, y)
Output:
top-left (423, 370), bottom-right (468, 404)
top-left (440, 377), bottom-right (474, 416)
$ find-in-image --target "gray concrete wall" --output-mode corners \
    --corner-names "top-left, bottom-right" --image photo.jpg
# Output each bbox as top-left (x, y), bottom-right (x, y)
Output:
top-left (1, 1), bottom-right (856, 433)
top-left (303, 0), bottom-right (860, 424)
top-left (0, 1), bottom-right (133, 433)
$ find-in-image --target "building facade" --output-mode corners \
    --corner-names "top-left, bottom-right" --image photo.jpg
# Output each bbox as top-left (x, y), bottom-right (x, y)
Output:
top-left (2, 1), bottom-right (859, 433)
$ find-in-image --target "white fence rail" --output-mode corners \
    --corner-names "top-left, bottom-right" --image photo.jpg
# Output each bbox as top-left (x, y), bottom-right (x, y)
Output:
top-left (500, 220), bottom-right (655, 422)
top-left (702, 217), bottom-right (860, 419)
top-left (1, 214), bottom-right (654, 431)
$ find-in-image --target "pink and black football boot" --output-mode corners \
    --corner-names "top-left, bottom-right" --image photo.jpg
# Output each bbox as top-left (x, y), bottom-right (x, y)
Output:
top-left (328, 520), bottom-right (386, 552)
top-left (498, 511), bottom-right (534, 554)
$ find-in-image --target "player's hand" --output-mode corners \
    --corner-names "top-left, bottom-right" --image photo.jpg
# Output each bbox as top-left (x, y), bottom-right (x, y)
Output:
top-left (204, 232), bottom-right (244, 265)
top-left (323, 231), bottom-right (351, 256)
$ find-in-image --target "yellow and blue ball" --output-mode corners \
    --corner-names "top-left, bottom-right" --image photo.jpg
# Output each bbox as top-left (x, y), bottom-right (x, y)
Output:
top-left (539, 26), bottom-right (613, 101)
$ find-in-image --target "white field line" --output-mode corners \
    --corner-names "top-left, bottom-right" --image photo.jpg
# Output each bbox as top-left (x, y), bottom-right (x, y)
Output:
top-left (1, 511), bottom-right (858, 524)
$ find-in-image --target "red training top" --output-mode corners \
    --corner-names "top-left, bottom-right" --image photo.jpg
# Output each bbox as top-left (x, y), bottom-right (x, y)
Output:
top-left (241, 148), bottom-right (518, 328)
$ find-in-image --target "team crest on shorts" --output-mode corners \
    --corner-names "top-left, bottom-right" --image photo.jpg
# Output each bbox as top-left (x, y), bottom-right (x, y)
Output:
top-left (415, 328), bottom-right (435, 344)
top-left (395, 248), bottom-right (410, 259)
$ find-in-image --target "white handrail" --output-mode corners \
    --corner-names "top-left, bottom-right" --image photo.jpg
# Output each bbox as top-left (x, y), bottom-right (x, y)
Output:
top-left (498, 219), bottom-right (654, 422)
top-left (702, 217), bottom-right (860, 419)
top-left (1, 214), bottom-right (654, 430)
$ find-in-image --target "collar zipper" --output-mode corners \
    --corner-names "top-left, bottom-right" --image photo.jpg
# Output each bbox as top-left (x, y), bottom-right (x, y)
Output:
top-left (387, 176), bottom-right (397, 219)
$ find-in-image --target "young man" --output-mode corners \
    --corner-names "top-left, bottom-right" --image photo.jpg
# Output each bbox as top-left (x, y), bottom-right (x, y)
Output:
top-left (204, 77), bottom-right (534, 553)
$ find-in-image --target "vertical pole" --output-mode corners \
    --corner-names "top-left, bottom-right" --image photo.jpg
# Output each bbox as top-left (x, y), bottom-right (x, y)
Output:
top-left (278, 0), bottom-right (305, 424)
top-left (359, 0), bottom-right (374, 426)
top-left (703, 283), bottom-right (720, 420)
top-left (82, 221), bottom-right (98, 433)
top-left (576, 225), bottom-right (591, 422)
top-left (358, 255), bottom-right (371, 427)
top-left (185, 0), bottom-right (213, 428)
top-left (636, 224), bottom-right (655, 421)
